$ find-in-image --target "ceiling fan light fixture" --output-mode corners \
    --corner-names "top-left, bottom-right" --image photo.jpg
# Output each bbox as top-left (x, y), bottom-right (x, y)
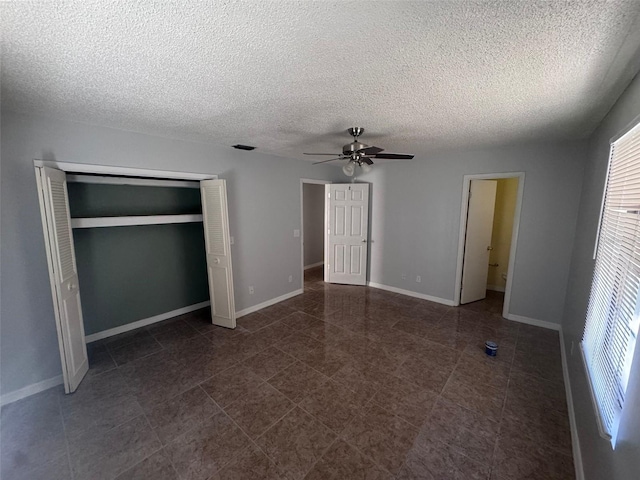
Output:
top-left (360, 163), bottom-right (372, 174)
top-left (342, 162), bottom-right (355, 176)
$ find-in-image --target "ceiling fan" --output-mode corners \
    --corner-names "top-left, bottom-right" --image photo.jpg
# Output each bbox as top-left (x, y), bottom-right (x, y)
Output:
top-left (304, 127), bottom-right (415, 176)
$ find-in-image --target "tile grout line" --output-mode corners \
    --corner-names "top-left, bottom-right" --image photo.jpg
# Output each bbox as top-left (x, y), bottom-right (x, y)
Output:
top-left (56, 392), bottom-right (77, 480)
top-left (224, 399), bottom-right (297, 477)
top-left (489, 329), bottom-right (518, 479)
top-left (327, 371), bottom-right (401, 477)
top-left (114, 413), bottom-right (167, 480)
top-left (152, 407), bottom-right (223, 479)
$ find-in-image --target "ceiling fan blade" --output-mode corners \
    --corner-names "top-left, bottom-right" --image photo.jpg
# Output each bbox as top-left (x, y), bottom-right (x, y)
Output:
top-left (360, 146), bottom-right (384, 155)
top-left (312, 157), bottom-right (343, 165)
top-left (304, 153), bottom-right (339, 156)
top-left (373, 153), bottom-right (415, 160)
top-left (361, 157), bottom-right (374, 165)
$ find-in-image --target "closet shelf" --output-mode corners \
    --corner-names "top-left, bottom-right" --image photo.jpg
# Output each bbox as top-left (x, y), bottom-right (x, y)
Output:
top-left (71, 214), bottom-right (203, 229)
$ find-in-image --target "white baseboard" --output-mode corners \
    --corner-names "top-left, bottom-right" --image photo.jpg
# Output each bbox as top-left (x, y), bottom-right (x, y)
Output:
top-left (487, 285), bottom-right (506, 292)
top-left (0, 375), bottom-right (64, 407)
top-left (367, 282), bottom-right (456, 306)
top-left (85, 301), bottom-right (211, 343)
top-left (504, 313), bottom-right (560, 331)
top-left (304, 262), bottom-right (324, 270)
top-left (559, 328), bottom-right (585, 480)
top-left (236, 289), bottom-right (303, 318)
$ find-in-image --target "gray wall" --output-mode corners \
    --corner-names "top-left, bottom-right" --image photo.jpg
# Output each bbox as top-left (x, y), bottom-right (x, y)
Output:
top-left (562, 73), bottom-right (640, 480)
top-left (0, 110), bottom-right (341, 395)
top-left (303, 183), bottom-right (325, 267)
top-left (359, 140), bottom-right (586, 324)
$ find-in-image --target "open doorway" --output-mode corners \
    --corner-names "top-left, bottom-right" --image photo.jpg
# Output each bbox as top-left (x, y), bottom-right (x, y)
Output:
top-left (454, 172), bottom-right (524, 318)
top-left (300, 179), bottom-right (330, 291)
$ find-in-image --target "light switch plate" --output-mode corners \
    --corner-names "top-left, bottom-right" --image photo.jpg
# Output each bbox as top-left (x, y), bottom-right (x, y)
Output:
top-left (293, 229), bottom-right (300, 237)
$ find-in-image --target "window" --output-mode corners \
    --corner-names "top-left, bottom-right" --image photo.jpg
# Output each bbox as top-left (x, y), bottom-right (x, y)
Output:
top-left (582, 119), bottom-right (640, 447)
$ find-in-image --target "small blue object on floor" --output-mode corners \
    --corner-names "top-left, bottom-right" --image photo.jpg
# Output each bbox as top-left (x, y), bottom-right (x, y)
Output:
top-left (485, 341), bottom-right (498, 356)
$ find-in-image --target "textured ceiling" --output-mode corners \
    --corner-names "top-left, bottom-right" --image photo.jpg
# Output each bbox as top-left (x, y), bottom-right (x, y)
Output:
top-left (2, 1), bottom-right (640, 160)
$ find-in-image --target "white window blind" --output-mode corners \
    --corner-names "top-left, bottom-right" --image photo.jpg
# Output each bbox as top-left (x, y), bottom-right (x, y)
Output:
top-left (582, 119), bottom-right (640, 446)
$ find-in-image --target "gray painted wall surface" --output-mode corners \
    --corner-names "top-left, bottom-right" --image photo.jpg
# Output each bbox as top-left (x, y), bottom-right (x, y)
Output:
top-left (360, 140), bottom-right (586, 324)
top-left (303, 183), bottom-right (325, 267)
top-left (0, 111), bottom-right (341, 395)
top-left (562, 73), bottom-right (640, 480)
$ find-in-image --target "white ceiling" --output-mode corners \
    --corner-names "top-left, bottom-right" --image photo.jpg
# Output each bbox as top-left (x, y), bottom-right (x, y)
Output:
top-left (2, 1), bottom-right (640, 160)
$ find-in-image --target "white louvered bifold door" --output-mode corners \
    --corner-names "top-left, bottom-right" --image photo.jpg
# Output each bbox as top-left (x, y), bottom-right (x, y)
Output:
top-left (36, 166), bottom-right (88, 393)
top-left (326, 183), bottom-right (369, 285)
top-left (200, 179), bottom-right (236, 328)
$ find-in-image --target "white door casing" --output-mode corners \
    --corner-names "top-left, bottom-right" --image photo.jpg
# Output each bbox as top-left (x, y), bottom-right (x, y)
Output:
top-left (461, 179), bottom-right (497, 304)
top-left (326, 183), bottom-right (369, 285)
top-left (200, 179), bottom-right (236, 328)
top-left (36, 166), bottom-right (89, 393)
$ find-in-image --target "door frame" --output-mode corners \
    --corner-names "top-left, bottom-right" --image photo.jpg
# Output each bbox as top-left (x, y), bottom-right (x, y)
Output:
top-left (453, 172), bottom-right (525, 318)
top-left (34, 159), bottom-right (217, 181)
top-left (300, 179), bottom-right (331, 290)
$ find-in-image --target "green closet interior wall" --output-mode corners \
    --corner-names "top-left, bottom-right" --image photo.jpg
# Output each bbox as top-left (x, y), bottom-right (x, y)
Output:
top-left (68, 182), bottom-right (202, 217)
top-left (68, 183), bottom-right (209, 335)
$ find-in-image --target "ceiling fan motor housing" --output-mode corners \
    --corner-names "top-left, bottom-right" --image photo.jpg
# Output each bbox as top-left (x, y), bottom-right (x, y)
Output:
top-left (343, 141), bottom-right (367, 155)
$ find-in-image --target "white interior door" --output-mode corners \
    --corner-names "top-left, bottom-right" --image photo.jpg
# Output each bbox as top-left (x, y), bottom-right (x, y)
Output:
top-left (36, 166), bottom-right (89, 393)
top-left (461, 179), bottom-right (497, 304)
top-left (200, 179), bottom-right (236, 328)
top-left (326, 183), bottom-right (369, 285)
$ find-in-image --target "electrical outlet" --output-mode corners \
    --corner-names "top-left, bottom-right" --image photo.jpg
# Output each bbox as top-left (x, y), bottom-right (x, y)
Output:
top-left (249, 286), bottom-right (254, 294)
top-left (288, 275), bottom-right (293, 283)
top-left (416, 275), bottom-right (422, 283)
top-left (293, 229), bottom-right (300, 238)
top-left (401, 273), bottom-right (407, 280)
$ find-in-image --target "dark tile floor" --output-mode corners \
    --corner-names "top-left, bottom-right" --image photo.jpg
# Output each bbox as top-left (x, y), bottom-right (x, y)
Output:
top-left (1, 267), bottom-right (574, 479)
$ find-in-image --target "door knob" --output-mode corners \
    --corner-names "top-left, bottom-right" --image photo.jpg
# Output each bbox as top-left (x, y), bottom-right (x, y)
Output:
top-left (362, 239), bottom-right (367, 242)
top-left (213, 258), bottom-right (220, 264)
top-left (487, 246), bottom-right (493, 251)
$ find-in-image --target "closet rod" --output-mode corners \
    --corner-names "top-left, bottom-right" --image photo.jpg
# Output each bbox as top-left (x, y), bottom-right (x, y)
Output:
top-left (71, 214), bottom-right (203, 229)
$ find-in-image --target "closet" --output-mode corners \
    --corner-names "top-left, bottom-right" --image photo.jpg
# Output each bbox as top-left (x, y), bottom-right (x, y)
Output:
top-left (34, 162), bottom-right (235, 394)
top-left (68, 177), bottom-right (208, 338)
